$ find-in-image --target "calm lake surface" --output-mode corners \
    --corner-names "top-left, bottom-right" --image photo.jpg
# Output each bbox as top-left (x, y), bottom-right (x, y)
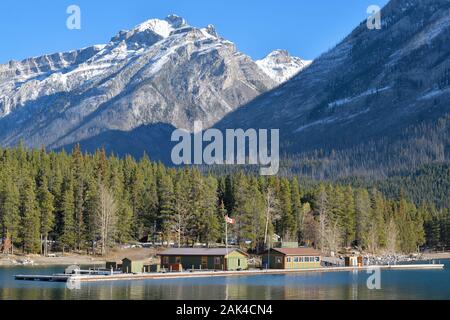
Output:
top-left (0, 260), bottom-right (449, 300)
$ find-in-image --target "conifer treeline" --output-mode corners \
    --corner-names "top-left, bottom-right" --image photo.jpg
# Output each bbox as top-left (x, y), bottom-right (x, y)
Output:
top-left (0, 145), bottom-right (448, 255)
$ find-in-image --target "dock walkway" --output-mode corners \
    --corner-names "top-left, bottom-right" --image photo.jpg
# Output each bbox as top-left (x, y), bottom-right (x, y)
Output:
top-left (69, 263), bottom-right (445, 283)
top-left (15, 264), bottom-right (444, 284)
top-left (14, 274), bottom-right (72, 282)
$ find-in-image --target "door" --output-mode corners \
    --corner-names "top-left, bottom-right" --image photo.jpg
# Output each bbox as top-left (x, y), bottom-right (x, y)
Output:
top-left (214, 257), bottom-right (222, 270)
top-left (201, 256), bottom-right (208, 269)
top-left (275, 256), bottom-right (283, 269)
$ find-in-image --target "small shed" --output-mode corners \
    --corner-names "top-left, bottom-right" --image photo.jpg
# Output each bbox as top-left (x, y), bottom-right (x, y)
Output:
top-left (344, 256), bottom-right (363, 267)
top-left (158, 248), bottom-right (249, 271)
top-left (122, 258), bottom-right (145, 274)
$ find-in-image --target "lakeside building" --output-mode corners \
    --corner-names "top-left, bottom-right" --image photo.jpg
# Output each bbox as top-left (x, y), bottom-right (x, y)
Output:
top-left (122, 258), bottom-right (148, 274)
top-left (158, 248), bottom-right (249, 271)
top-left (344, 255), bottom-right (363, 267)
top-left (262, 247), bottom-right (322, 269)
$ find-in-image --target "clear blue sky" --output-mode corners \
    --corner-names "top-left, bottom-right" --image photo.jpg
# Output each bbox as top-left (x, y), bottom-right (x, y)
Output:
top-left (0, 0), bottom-right (389, 63)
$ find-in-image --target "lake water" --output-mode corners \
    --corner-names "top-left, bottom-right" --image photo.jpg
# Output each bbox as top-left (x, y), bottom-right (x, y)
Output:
top-left (0, 260), bottom-right (448, 300)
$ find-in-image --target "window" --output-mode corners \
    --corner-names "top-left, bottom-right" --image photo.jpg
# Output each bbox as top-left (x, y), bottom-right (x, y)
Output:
top-left (304, 257), bottom-right (310, 262)
top-left (287, 257), bottom-right (291, 263)
top-left (315, 257), bottom-right (320, 262)
top-left (276, 257), bottom-right (282, 264)
top-left (300, 257), bottom-right (304, 262)
top-left (163, 256), bottom-right (169, 264)
top-left (294, 257), bottom-right (299, 263)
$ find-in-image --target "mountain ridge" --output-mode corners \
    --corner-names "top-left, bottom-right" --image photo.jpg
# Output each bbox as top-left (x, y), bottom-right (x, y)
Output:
top-left (1, 14), bottom-right (305, 153)
top-left (214, 0), bottom-right (450, 178)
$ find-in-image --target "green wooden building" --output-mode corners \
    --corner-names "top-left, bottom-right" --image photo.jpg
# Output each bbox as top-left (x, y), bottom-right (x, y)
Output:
top-left (262, 247), bottom-right (322, 269)
top-left (122, 258), bottom-right (145, 274)
top-left (158, 248), bottom-right (249, 271)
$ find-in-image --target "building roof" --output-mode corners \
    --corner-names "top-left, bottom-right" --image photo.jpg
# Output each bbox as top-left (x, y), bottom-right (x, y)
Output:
top-left (157, 248), bottom-right (248, 257)
top-left (268, 247), bottom-right (322, 256)
top-left (122, 258), bottom-right (147, 263)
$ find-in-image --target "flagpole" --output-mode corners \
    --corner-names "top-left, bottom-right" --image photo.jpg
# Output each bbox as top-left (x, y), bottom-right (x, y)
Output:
top-left (225, 216), bottom-right (229, 271)
top-left (225, 216), bottom-right (228, 256)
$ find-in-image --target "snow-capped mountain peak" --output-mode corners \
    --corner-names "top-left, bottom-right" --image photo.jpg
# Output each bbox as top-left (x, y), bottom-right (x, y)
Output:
top-left (256, 50), bottom-right (312, 84)
top-left (0, 15), bottom-right (277, 155)
top-left (134, 14), bottom-right (187, 37)
top-left (109, 14), bottom-right (190, 48)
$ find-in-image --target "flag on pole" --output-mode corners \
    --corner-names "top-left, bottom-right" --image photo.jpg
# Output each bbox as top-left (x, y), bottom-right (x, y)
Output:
top-left (225, 215), bottom-right (235, 224)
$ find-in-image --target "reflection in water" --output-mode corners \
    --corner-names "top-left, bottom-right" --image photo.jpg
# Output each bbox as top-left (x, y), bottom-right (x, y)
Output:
top-left (351, 270), bottom-right (359, 300)
top-left (0, 260), bottom-right (449, 300)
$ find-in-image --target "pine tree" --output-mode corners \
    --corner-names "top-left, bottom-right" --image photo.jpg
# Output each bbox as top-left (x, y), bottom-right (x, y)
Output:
top-left (354, 188), bottom-right (371, 249)
top-left (315, 184), bottom-right (328, 251)
top-left (157, 170), bottom-right (175, 242)
top-left (84, 176), bottom-right (100, 253)
top-left (20, 176), bottom-right (40, 253)
top-left (237, 177), bottom-right (266, 251)
top-left (72, 144), bottom-right (86, 250)
top-left (201, 175), bottom-right (221, 246)
top-left (129, 162), bottom-right (146, 239)
top-left (290, 178), bottom-right (303, 242)
top-left (279, 178), bottom-right (295, 241)
top-left (37, 176), bottom-right (55, 256)
top-left (172, 170), bottom-right (191, 246)
top-left (60, 176), bottom-right (76, 252)
top-left (0, 174), bottom-right (20, 254)
top-left (368, 188), bottom-right (386, 253)
top-left (342, 186), bottom-right (356, 247)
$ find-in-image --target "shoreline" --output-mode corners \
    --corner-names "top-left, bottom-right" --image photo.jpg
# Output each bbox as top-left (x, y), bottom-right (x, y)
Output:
top-left (2, 251), bottom-right (449, 267)
top-left (0, 255), bottom-right (106, 267)
top-left (0, 248), bottom-right (156, 267)
top-left (420, 252), bottom-right (450, 260)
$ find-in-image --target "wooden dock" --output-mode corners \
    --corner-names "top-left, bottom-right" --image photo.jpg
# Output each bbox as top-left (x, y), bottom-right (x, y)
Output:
top-left (15, 264), bottom-right (445, 284)
top-left (15, 274), bottom-right (72, 282)
top-left (73, 264), bottom-right (445, 283)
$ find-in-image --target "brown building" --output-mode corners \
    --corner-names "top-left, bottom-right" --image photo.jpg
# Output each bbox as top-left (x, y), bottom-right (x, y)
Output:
top-left (158, 248), bottom-right (249, 271)
top-left (344, 256), bottom-right (363, 267)
top-left (262, 247), bottom-right (322, 269)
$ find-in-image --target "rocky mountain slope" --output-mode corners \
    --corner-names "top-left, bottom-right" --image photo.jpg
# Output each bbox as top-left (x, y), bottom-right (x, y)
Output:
top-left (216, 0), bottom-right (450, 177)
top-left (0, 15), bottom-right (281, 157)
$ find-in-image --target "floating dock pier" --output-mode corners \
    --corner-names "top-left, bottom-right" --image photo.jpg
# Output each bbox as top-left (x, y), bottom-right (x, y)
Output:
top-left (14, 274), bottom-right (72, 282)
top-left (14, 263), bottom-right (445, 284)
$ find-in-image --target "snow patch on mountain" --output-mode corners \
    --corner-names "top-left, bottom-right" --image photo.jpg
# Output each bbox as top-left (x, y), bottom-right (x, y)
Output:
top-left (328, 87), bottom-right (391, 108)
top-left (132, 14), bottom-right (187, 38)
top-left (389, 9), bottom-right (450, 65)
top-left (418, 87), bottom-right (450, 101)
